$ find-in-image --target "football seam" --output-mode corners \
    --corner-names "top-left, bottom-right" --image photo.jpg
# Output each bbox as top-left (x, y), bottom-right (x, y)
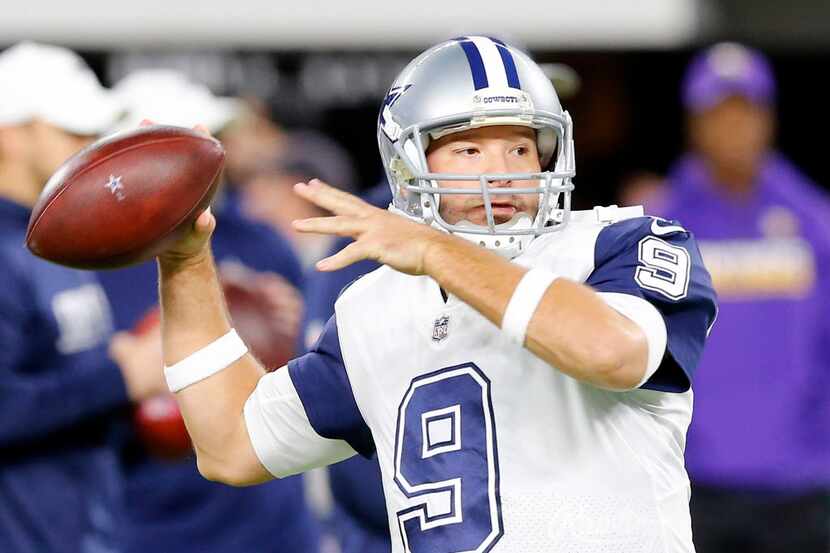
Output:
top-left (27, 135), bottom-right (222, 249)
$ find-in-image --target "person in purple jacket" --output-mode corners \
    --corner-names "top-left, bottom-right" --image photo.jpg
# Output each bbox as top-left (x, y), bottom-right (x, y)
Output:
top-left (656, 43), bottom-right (830, 552)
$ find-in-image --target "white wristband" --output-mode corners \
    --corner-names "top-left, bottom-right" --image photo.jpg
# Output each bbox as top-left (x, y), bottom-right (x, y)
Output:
top-left (164, 329), bottom-right (248, 393)
top-left (501, 268), bottom-right (559, 345)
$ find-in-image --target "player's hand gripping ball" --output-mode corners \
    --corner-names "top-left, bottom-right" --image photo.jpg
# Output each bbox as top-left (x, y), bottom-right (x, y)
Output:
top-left (25, 125), bottom-right (225, 269)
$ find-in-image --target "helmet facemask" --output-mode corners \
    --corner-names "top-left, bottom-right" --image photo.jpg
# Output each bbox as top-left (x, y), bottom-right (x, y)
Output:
top-left (382, 109), bottom-right (576, 259)
top-left (377, 36), bottom-right (577, 258)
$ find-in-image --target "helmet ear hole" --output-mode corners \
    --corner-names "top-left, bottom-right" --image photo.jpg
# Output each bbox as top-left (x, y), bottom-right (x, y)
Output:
top-left (537, 128), bottom-right (557, 169)
top-left (419, 132), bottom-right (431, 154)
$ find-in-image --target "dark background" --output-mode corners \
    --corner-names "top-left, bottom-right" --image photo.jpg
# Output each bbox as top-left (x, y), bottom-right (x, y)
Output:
top-left (69, 47), bottom-right (830, 211)
top-left (19, 0), bottom-right (830, 209)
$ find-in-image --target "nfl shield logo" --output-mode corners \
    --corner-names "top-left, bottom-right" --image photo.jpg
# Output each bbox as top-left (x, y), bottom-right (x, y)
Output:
top-left (432, 315), bottom-right (450, 342)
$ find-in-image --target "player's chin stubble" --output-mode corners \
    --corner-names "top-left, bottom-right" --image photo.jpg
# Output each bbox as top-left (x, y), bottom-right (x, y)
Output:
top-left (441, 199), bottom-right (537, 227)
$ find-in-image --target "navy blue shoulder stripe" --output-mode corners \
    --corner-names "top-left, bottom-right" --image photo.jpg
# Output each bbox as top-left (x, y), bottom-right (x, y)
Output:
top-left (288, 316), bottom-right (375, 458)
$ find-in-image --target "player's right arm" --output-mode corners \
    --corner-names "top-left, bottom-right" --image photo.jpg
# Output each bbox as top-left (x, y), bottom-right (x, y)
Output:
top-left (156, 210), bottom-right (269, 484)
top-left (157, 210), bottom-right (365, 485)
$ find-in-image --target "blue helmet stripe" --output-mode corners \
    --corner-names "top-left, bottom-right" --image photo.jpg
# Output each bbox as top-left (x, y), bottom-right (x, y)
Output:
top-left (489, 37), bottom-right (521, 89)
top-left (455, 37), bottom-right (489, 90)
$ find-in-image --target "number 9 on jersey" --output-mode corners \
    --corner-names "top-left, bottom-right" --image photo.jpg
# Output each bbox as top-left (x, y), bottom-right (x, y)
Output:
top-left (393, 363), bottom-right (504, 553)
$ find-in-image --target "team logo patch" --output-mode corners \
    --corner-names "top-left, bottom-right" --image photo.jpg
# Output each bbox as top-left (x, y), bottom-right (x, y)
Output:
top-left (379, 84), bottom-right (412, 142)
top-left (432, 315), bottom-right (450, 342)
top-left (649, 216), bottom-right (687, 236)
top-left (471, 87), bottom-right (533, 111)
top-left (105, 174), bottom-right (126, 202)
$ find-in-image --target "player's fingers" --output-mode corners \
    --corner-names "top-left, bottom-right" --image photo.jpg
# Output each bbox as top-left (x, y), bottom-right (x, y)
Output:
top-left (193, 207), bottom-right (216, 236)
top-left (316, 242), bottom-right (367, 272)
top-left (292, 215), bottom-right (362, 237)
top-left (193, 124), bottom-right (212, 137)
top-left (294, 179), bottom-right (367, 216)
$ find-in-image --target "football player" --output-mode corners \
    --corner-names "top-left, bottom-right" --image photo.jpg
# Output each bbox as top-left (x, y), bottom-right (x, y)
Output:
top-left (301, 61), bottom-right (586, 553)
top-left (147, 37), bottom-right (717, 552)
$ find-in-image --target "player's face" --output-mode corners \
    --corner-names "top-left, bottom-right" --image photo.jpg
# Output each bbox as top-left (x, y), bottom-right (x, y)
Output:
top-left (426, 125), bottom-right (541, 226)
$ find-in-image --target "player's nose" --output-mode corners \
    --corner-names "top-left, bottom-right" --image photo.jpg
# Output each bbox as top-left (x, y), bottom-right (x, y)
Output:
top-left (485, 151), bottom-right (512, 188)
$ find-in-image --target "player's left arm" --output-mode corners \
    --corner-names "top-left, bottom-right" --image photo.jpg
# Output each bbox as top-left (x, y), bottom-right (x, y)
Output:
top-left (294, 180), bottom-right (713, 391)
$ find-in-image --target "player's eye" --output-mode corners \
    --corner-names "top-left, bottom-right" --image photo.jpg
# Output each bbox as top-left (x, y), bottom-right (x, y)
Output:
top-left (513, 145), bottom-right (530, 156)
top-left (454, 146), bottom-right (479, 156)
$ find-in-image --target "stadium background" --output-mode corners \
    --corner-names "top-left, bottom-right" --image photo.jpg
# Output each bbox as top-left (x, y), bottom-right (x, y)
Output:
top-left (3, 0), bottom-right (827, 204)
top-left (3, 1), bottom-right (830, 552)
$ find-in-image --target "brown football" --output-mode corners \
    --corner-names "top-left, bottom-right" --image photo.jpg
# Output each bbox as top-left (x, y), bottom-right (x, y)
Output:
top-left (26, 125), bottom-right (225, 269)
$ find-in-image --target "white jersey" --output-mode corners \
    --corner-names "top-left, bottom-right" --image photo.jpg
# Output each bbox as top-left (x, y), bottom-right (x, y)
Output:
top-left (244, 208), bottom-right (717, 553)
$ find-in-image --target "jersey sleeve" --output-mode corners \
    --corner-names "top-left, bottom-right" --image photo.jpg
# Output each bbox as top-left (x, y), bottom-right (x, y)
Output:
top-left (244, 315), bottom-right (375, 477)
top-left (596, 292), bottom-right (667, 387)
top-left (586, 216), bottom-right (718, 392)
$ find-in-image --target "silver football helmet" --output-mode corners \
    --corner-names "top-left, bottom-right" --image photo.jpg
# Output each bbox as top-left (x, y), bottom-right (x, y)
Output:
top-left (377, 36), bottom-right (575, 258)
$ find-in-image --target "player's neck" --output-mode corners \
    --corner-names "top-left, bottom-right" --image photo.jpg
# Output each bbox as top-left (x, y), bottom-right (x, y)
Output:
top-left (0, 164), bottom-right (41, 208)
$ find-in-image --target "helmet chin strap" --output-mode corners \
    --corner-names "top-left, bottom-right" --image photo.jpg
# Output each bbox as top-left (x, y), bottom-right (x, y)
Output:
top-left (451, 212), bottom-right (536, 259)
top-left (387, 205), bottom-right (536, 260)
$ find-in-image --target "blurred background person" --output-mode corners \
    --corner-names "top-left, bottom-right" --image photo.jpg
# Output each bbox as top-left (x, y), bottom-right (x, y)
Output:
top-left (97, 70), bottom-right (320, 553)
top-left (0, 42), bottom-right (167, 553)
top-left (241, 130), bottom-right (358, 269)
top-left (219, 97), bottom-right (290, 187)
top-left (636, 42), bottom-right (830, 553)
top-left (617, 170), bottom-right (668, 213)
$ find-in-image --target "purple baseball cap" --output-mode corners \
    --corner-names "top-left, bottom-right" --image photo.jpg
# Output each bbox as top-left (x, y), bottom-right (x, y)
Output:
top-left (682, 42), bottom-right (776, 112)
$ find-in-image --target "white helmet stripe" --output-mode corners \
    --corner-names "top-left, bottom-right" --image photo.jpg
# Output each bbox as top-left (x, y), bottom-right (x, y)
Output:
top-left (468, 36), bottom-right (509, 89)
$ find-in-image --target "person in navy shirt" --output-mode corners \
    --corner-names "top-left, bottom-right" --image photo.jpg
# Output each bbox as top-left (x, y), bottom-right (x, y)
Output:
top-left (651, 43), bottom-right (830, 552)
top-left (0, 43), bottom-right (168, 553)
top-left (99, 70), bottom-right (320, 553)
